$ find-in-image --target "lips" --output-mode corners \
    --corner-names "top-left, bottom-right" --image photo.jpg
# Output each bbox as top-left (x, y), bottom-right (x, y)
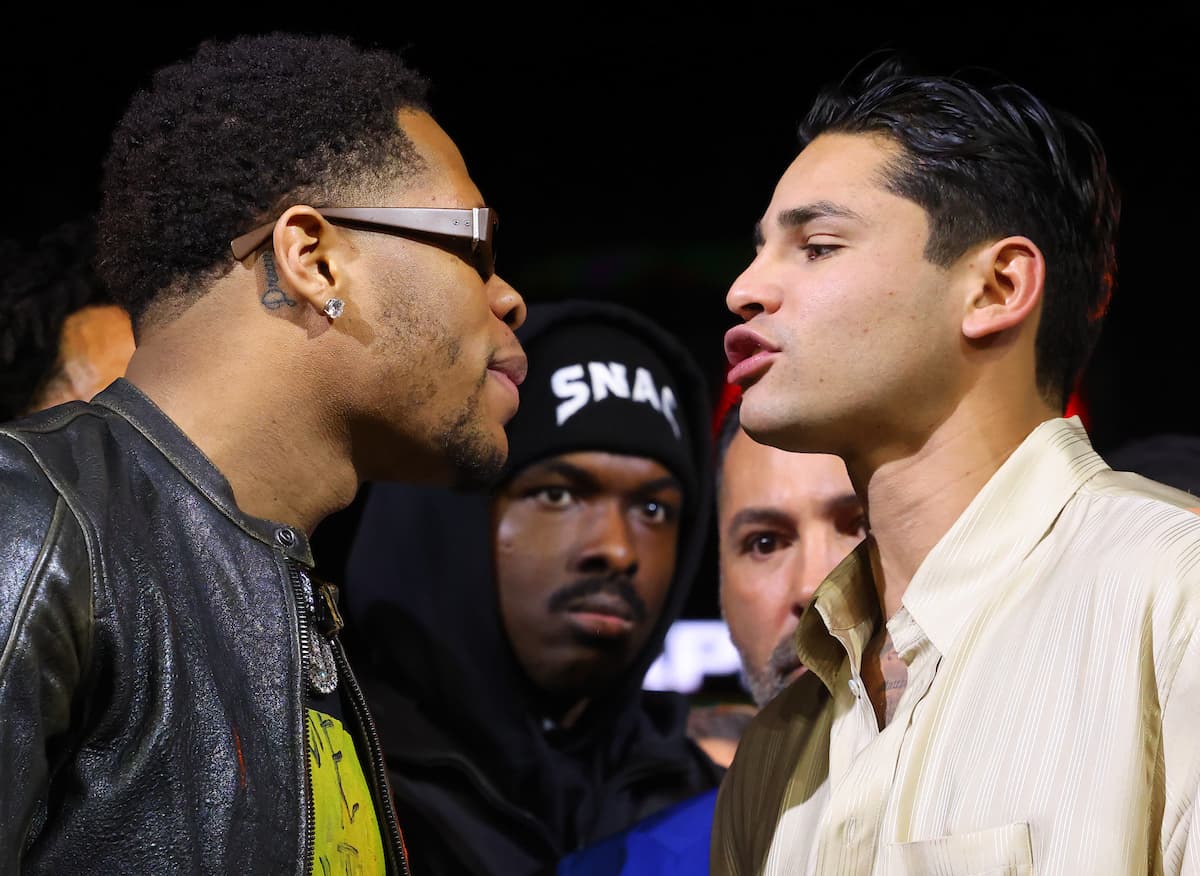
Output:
top-left (487, 349), bottom-right (528, 418)
top-left (562, 592), bottom-right (637, 638)
top-left (565, 592), bottom-right (635, 621)
top-left (724, 325), bottom-right (780, 387)
top-left (488, 349), bottom-right (528, 387)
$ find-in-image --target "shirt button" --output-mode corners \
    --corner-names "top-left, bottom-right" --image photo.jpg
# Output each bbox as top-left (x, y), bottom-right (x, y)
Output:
top-left (848, 677), bottom-right (864, 698)
top-left (275, 527), bottom-right (296, 547)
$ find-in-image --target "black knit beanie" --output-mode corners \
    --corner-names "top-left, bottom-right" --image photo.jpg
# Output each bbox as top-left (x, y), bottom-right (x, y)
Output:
top-left (498, 319), bottom-right (696, 501)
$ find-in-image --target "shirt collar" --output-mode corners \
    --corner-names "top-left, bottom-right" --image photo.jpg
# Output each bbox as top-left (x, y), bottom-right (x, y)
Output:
top-left (901, 415), bottom-right (1105, 655)
top-left (795, 538), bottom-right (880, 695)
top-left (795, 416), bottom-right (1105, 686)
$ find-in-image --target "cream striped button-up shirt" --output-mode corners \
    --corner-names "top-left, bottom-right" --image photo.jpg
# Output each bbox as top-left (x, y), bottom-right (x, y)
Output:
top-left (711, 417), bottom-right (1200, 876)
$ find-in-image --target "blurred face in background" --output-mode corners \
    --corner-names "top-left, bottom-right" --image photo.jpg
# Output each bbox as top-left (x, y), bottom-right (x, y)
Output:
top-left (718, 427), bottom-right (866, 705)
top-left (31, 304), bottom-right (135, 411)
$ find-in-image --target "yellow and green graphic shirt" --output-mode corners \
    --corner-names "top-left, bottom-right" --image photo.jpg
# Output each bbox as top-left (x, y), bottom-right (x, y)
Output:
top-left (306, 708), bottom-right (386, 876)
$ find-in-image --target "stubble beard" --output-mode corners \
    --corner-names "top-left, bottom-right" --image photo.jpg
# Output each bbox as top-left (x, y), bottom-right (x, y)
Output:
top-left (438, 374), bottom-right (506, 491)
top-left (739, 634), bottom-right (800, 708)
top-left (382, 289), bottom-right (506, 489)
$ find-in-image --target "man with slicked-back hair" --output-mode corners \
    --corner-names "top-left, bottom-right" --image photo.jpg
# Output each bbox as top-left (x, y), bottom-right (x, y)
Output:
top-left (713, 55), bottom-right (1200, 876)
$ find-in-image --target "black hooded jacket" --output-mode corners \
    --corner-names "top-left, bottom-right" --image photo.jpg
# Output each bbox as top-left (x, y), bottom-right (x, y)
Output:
top-left (341, 300), bottom-right (723, 875)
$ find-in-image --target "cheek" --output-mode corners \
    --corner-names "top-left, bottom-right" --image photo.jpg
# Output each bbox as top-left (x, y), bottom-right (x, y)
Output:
top-left (736, 562), bottom-right (799, 622)
top-left (437, 278), bottom-right (494, 352)
top-left (637, 531), bottom-right (679, 614)
top-left (495, 510), bottom-right (571, 599)
top-left (834, 532), bottom-right (866, 559)
top-left (721, 567), bottom-right (777, 639)
top-left (494, 545), bottom-right (548, 629)
top-left (493, 509), bottom-right (534, 607)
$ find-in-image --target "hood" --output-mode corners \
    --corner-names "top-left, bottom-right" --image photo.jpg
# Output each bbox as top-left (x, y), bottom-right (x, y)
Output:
top-left (340, 298), bottom-right (717, 853)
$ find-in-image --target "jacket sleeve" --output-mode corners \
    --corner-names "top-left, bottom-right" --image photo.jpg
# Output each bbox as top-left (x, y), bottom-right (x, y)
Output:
top-left (0, 435), bottom-right (93, 867)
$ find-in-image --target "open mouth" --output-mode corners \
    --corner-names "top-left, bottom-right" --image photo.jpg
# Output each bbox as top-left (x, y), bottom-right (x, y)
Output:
top-left (724, 326), bottom-right (780, 388)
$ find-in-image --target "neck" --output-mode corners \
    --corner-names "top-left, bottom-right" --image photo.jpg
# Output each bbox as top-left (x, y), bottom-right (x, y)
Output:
top-left (846, 389), bottom-right (1059, 618)
top-left (124, 313), bottom-right (358, 536)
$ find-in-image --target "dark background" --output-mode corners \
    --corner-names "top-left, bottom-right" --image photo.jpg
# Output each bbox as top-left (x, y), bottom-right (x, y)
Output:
top-left (4, 13), bottom-right (1197, 617)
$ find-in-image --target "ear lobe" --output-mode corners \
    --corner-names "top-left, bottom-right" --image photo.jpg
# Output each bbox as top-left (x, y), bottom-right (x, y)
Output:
top-left (961, 236), bottom-right (1046, 340)
top-left (269, 206), bottom-right (344, 313)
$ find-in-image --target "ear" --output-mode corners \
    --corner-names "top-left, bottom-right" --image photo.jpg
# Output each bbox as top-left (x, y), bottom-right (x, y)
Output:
top-left (268, 206), bottom-right (348, 316)
top-left (960, 236), bottom-right (1046, 340)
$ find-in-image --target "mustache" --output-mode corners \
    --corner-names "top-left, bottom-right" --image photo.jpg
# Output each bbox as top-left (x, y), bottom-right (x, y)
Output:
top-left (546, 574), bottom-right (648, 623)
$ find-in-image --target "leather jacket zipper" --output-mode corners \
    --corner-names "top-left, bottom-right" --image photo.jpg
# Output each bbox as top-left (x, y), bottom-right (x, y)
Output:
top-left (300, 566), bottom-right (412, 876)
top-left (331, 635), bottom-right (412, 876)
top-left (286, 560), bottom-right (318, 876)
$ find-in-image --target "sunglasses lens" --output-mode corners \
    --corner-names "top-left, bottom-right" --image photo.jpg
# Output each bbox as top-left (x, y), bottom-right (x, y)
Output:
top-left (480, 217), bottom-right (497, 279)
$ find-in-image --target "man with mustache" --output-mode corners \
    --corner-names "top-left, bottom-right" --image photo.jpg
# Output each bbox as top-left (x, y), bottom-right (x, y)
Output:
top-left (716, 395), bottom-right (867, 710)
top-left (342, 299), bottom-right (722, 875)
top-left (688, 395), bottom-right (868, 770)
top-left (713, 55), bottom-right (1200, 875)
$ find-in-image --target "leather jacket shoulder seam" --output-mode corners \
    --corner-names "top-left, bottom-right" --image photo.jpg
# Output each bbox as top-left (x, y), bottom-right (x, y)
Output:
top-left (0, 435), bottom-right (98, 680)
top-left (0, 495), bottom-right (90, 679)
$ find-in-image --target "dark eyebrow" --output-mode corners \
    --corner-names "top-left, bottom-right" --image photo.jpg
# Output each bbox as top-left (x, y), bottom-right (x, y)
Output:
top-left (825, 493), bottom-right (864, 516)
top-left (638, 476), bottom-right (683, 495)
top-left (752, 200), bottom-right (865, 247)
top-left (725, 506), bottom-right (796, 538)
top-left (536, 460), bottom-right (601, 491)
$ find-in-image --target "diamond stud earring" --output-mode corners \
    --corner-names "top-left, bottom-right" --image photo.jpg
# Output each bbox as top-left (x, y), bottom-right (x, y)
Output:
top-left (322, 298), bottom-right (345, 320)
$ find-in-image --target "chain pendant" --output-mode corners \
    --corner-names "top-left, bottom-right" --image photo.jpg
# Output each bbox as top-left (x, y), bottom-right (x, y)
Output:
top-left (298, 569), bottom-right (339, 696)
top-left (308, 633), bottom-right (339, 696)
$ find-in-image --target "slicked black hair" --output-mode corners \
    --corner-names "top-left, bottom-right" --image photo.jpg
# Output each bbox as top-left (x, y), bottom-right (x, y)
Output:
top-left (97, 32), bottom-right (432, 329)
top-left (0, 219), bottom-right (111, 421)
top-left (800, 54), bottom-right (1119, 409)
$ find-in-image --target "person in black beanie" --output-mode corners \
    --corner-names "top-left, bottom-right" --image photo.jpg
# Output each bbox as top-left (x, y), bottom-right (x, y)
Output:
top-left (340, 298), bottom-right (723, 875)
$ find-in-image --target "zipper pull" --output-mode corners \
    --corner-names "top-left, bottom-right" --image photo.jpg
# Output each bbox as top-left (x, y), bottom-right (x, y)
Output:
top-left (311, 576), bottom-right (345, 639)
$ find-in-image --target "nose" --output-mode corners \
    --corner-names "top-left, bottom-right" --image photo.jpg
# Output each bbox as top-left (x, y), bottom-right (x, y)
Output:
top-left (575, 500), bottom-right (639, 577)
top-left (726, 255), bottom-right (782, 322)
top-left (488, 274), bottom-right (526, 329)
top-left (792, 532), bottom-right (837, 617)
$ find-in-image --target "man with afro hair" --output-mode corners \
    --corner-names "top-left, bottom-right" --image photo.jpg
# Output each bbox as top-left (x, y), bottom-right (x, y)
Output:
top-left (0, 31), bottom-right (527, 875)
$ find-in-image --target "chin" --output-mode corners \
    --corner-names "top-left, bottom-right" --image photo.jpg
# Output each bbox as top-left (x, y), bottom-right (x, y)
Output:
top-left (449, 446), bottom-right (506, 491)
top-left (739, 412), bottom-right (807, 453)
top-left (745, 404), bottom-right (845, 455)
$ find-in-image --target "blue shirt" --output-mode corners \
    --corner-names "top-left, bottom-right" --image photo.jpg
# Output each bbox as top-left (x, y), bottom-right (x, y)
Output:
top-left (557, 788), bottom-right (717, 875)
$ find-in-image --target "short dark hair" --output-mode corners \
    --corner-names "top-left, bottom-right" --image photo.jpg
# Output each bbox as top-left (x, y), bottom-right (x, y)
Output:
top-left (0, 219), bottom-right (110, 421)
top-left (800, 55), bottom-right (1119, 409)
top-left (97, 32), bottom-right (431, 329)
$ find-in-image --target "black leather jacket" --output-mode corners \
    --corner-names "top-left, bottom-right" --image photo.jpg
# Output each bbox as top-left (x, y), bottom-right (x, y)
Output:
top-left (0, 379), bottom-right (408, 875)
